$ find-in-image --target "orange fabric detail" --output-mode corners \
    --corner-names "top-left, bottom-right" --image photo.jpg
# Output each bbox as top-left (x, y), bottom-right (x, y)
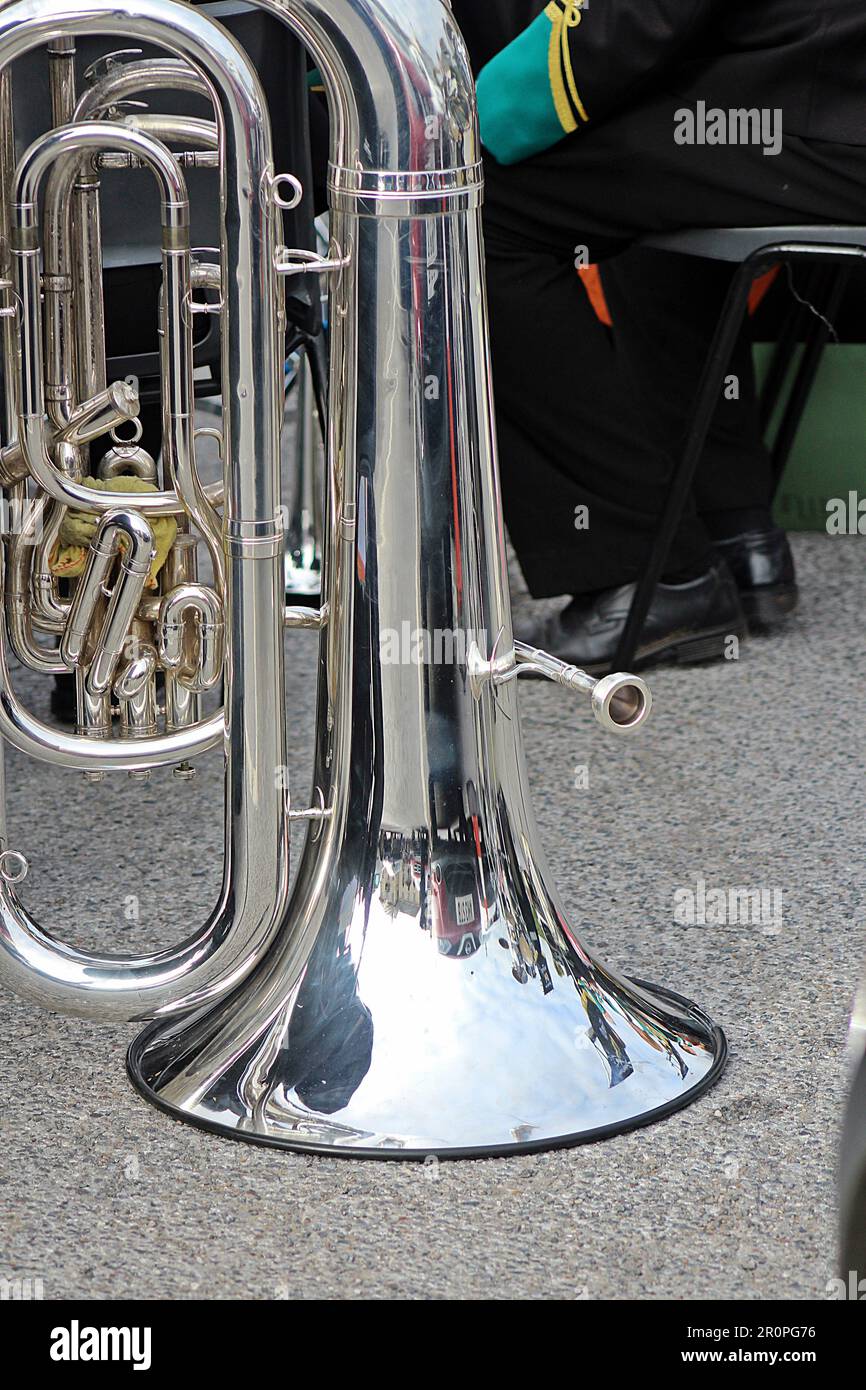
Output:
top-left (578, 264), bottom-right (612, 326)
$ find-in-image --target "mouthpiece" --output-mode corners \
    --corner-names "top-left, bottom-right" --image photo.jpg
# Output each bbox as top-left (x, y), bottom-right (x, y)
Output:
top-left (589, 672), bottom-right (652, 734)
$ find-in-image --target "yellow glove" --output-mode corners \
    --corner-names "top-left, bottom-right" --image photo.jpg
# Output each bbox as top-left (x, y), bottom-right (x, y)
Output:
top-left (49, 476), bottom-right (177, 590)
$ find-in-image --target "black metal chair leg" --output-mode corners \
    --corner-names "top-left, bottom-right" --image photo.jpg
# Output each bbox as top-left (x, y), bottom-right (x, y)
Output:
top-left (770, 265), bottom-right (851, 496)
top-left (305, 327), bottom-right (329, 429)
top-left (611, 255), bottom-right (773, 673)
top-left (758, 270), bottom-right (819, 432)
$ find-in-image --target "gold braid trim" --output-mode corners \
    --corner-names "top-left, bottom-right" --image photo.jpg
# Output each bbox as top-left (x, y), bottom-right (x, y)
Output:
top-left (544, 0), bottom-right (589, 133)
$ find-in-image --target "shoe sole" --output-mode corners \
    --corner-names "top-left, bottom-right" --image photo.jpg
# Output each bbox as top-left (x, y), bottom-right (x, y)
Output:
top-left (559, 623), bottom-right (748, 677)
top-left (740, 585), bottom-right (798, 628)
top-left (639, 623), bottom-right (748, 672)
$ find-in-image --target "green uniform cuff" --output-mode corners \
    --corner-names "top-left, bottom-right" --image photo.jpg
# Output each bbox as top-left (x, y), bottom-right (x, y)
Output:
top-left (476, 4), bottom-right (588, 165)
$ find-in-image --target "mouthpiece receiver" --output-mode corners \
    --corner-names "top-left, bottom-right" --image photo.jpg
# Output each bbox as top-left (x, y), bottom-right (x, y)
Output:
top-left (469, 639), bottom-right (652, 733)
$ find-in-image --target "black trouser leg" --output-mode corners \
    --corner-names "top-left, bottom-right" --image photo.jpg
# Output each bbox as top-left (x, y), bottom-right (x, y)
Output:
top-left (485, 231), bottom-right (714, 597)
top-left (599, 247), bottom-right (774, 526)
top-left (481, 91), bottom-right (866, 598)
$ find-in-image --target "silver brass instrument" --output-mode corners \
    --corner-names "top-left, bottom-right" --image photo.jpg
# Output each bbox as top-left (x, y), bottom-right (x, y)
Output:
top-left (0, 0), bottom-right (725, 1156)
top-left (283, 220), bottom-right (327, 602)
top-left (840, 972), bottom-right (866, 1279)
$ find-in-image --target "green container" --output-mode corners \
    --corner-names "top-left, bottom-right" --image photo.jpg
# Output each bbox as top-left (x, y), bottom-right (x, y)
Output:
top-left (753, 342), bottom-right (866, 532)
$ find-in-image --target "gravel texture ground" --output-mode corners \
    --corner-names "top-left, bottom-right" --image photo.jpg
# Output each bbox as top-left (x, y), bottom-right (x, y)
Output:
top-left (0, 519), bottom-right (863, 1300)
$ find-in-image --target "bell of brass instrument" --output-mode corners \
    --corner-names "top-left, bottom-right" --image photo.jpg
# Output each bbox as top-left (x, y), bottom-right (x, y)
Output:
top-left (840, 972), bottom-right (866, 1279)
top-left (0, 0), bottom-right (725, 1156)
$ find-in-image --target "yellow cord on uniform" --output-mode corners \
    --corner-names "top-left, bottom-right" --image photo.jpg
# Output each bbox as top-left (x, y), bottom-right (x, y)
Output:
top-left (544, 0), bottom-right (589, 133)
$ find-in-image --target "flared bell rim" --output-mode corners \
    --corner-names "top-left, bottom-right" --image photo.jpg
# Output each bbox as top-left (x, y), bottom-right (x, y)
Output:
top-left (126, 982), bottom-right (727, 1162)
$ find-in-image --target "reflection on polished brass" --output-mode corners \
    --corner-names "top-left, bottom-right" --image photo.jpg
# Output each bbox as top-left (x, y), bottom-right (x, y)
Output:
top-left (0, 0), bottom-right (725, 1156)
top-left (840, 972), bottom-right (866, 1279)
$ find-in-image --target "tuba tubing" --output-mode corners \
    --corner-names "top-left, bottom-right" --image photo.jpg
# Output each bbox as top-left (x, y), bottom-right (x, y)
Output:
top-left (0, 0), bottom-right (480, 1023)
top-left (0, 0), bottom-right (727, 1155)
top-left (0, 0), bottom-right (288, 1020)
top-left (0, 0), bottom-right (478, 1023)
top-left (127, 0), bottom-right (726, 1156)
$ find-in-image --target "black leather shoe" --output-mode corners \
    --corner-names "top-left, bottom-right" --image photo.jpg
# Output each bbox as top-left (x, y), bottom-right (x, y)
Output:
top-left (713, 526), bottom-right (797, 627)
top-left (520, 559), bottom-right (746, 674)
